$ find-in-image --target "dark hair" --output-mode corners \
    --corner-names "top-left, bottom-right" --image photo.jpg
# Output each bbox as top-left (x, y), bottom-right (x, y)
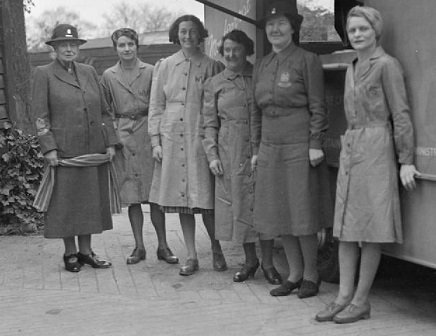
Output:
top-left (111, 28), bottom-right (139, 49)
top-left (168, 15), bottom-right (208, 45)
top-left (218, 29), bottom-right (254, 56)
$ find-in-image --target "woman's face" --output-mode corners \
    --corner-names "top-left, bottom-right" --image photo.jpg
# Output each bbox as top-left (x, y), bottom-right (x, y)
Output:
top-left (347, 16), bottom-right (377, 52)
top-left (116, 35), bottom-right (137, 62)
top-left (178, 20), bottom-right (200, 50)
top-left (54, 41), bottom-right (80, 62)
top-left (265, 15), bottom-right (294, 49)
top-left (223, 39), bottom-right (247, 72)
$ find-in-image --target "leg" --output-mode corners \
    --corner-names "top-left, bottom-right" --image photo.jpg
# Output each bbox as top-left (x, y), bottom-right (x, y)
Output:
top-left (336, 241), bottom-right (360, 304)
top-left (260, 239), bottom-right (282, 285)
top-left (202, 213), bottom-right (227, 271)
top-left (233, 242), bottom-right (259, 282)
top-left (151, 203), bottom-right (178, 264)
top-left (299, 234), bottom-right (319, 283)
top-left (77, 234), bottom-right (92, 255)
top-left (179, 213), bottom-right (197, 260)
top-left (281, 234), bottom-right (303, 282)
top-left (128, 203), bottom-right (145, 250)
top-left (63, 237), bottom-right (77, 255)
top-left (243, 242), bottom-right (258, 266)
top-left (77, 234), bottom-right (111, 268)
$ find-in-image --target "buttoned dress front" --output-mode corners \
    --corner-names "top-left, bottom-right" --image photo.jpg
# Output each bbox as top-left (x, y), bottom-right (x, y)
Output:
top-left (32, 60), bottom-right (118, 238)
top-left (333, 47), bottom-right (415, 243)
top-left (251, 43), bottom-right (331, 237)
top-left (101, 60), bottom-right (154, 206)
top-left (148, 50), bottom-right (224, 211)
top-left (202, 63), bottom-right (258, 243)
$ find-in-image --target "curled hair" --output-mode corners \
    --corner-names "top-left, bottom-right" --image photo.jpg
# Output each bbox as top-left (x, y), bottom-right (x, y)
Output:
top-left (168, 15), bottom-right (208, 45)
top-left (347, 6), bottom-right (383, 42)
top-left (218, 29), bottom-right (254, 56)
top-left (111, 28), bottom-right (139, 49)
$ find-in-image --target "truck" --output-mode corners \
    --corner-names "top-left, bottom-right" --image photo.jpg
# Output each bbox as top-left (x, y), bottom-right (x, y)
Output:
top-left (196, 0), bottom-right (436, 280)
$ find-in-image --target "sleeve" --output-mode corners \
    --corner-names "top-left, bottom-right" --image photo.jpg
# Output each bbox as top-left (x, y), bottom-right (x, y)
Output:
top-left (93, 68), bottom-right (118, 147)
top-left (202, 77), bottom-right (220, 162)
top-left (31, 67), bottom-right (58, 155)
top-left (148, 58), bottom-right (166, 147)
top-left (303, 53), bottom-right (328, 149)
top-left (381, 58), bottom-right (415, 164)
top-left (250, 60), bottom-right (262, 155)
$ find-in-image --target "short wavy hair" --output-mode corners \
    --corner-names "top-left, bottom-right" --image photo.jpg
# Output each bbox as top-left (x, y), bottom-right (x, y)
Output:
top-left (218, 29), bottom-right (254, 56)
top-left (168, 15), bottom-right (208, 45)
top-left (347, 6), bottom-right (383, 42)
top-left (111, 28), bottom-right (139, 49)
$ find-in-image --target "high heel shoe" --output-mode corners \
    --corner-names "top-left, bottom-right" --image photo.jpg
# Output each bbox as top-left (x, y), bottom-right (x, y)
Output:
top-left (233, 260), bottom-right (260, 282)
top-left (261, 264), bottom-right (282, 285)
top-left (126, 247), bottom-right (146, 265)
top-left (63, 254), bottom-right (81, 272)
top-left (269, 279), bottom-right (302, 296)
top-left (77, 251), bottom-right (112, 269)
top-left (157, 247), bottom-right (179, 264)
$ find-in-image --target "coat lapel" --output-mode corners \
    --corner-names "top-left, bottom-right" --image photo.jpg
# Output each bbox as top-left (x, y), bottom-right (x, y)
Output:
top-left (52, 60), bottom-right (80, 88)
top-left (75, 63), bottom-right (90, 91)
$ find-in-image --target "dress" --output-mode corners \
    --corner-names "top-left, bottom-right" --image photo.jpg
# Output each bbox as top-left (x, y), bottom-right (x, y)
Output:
top-left (333, 47), bottom-right (415, 243)
top-left (202, 63), bottom-right (257, 243)
top-left (251, 43), bottom-right (331, 237)
top-left (148, 50), bottom-right (224, 212)
top-left (32, 60), bottom-right (118, 238)
top-left (101, 60), bottom-right (154, 206)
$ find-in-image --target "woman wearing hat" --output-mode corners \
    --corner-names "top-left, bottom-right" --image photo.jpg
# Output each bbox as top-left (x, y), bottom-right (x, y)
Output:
top-left (100, 28), bottom-right (178, 265)
top-left (32, 24), bottom-right (118, 272)
top-left (251, 1), bottom-right (330, 297)
top-left (315, 6), bottom-right (418, 324)
top-left (148, 15), bottom-right (227, 276)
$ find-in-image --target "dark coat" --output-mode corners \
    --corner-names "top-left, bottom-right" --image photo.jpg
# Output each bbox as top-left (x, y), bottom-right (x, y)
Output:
top-left (32, 60), bottom-right (118, 238)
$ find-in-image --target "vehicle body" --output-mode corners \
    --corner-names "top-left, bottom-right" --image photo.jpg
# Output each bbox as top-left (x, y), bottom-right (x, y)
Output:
top-left (198, 0), bottom-right (436, 272)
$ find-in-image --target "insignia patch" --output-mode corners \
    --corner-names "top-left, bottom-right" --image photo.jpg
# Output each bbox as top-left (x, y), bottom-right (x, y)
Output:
top-left (271, 8), bottom-right (276, 14)
top-left (278, 71), bottom-right (292, 88)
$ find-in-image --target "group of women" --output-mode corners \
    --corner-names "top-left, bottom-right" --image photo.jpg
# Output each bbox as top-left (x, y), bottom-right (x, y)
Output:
top-left (32, 0), bottom-right (418, 325)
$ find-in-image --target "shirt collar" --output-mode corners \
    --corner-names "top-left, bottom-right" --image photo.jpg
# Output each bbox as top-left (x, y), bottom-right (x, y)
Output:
top-left (222, 62), bottom-right (253, 80)
top-left (174, 49), bottom-right (204, 67)
top-left (264, 42), bottom-right (299, 67)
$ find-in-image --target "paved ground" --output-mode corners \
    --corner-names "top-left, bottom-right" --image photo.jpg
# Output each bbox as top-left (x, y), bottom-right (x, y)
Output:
top-left (1, 205), bottom-right (436, 336)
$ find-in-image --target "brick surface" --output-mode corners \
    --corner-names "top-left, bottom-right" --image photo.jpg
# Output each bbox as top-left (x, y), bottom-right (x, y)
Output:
top-left (1, 205), bottom-right (436, 335)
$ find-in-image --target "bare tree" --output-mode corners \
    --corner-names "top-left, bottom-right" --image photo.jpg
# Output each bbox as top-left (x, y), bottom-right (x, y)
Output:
top-left (26, 7), bottom-right (97, 51)
top-left (102, 1), bottom-right (182, 35)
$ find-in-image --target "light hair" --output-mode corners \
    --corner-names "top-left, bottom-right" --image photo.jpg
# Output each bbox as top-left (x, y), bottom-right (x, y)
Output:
top-left (347, 6), bottom-right (383, 42)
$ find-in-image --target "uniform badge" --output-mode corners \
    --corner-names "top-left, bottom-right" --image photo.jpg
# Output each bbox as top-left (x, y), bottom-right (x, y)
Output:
top-left (278, 71), bottom-right (292, 88)
top-left (271, 7), bottom-right (276, 14)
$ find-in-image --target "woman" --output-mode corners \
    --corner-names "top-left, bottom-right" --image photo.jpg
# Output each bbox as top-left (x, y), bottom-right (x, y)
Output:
top-left (203, 30), bottom-right (277, 283)
top-left (149, 15), bottom-right (227, 276)
top-left (251, 1), bottom-right (330, 296)
top-left (32, 24), bottom-right (118, 272)
top-left (315, 6), bottom-right (418, 323)
top-left (101, 28), bottom-right (178, 265)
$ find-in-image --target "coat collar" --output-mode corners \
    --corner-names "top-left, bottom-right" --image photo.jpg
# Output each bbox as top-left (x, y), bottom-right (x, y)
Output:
top-left (264, 42), bottom-right (299, 67)
top-left (352, 46), bottom-right (386, 78)
top-left (222, 62), bottom-right (253, 80)
top-left (173, 49), bottom-right (205, 67)
top-left (52, 59), bottom-right (88, 89)
top-left (109, 58), bottom-right (146, 92)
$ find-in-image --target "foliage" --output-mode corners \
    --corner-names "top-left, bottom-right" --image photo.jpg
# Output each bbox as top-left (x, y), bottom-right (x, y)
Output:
top-left (0, 122), bottom-right (45, 234)
top-left (23, 0), bottom-right (34, 14)
top-left (26, 6), bottom-right (98, 52)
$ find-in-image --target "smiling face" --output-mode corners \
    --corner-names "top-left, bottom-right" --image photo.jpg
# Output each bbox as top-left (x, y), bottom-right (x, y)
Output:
top-left (347, 16), bottom-right (377, 52)
top-left (178, 20), bottom-right (200, 51)
top-left (116, 35), bottom-right (137, 62)
top-left (223, 39), bottom-right (247, 72)
top-left (54, 41), bottom-right (80, 62)
top-left (265, 15), bottom-right (294, 49)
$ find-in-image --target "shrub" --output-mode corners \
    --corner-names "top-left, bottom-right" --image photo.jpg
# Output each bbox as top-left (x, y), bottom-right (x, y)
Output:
top-left (0, 122), bottom-right (44, 234)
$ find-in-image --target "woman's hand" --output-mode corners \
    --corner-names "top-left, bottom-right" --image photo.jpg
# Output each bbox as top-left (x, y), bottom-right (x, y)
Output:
top-left (44, 150), bottom-right (58, 166)
top-left (309, 148), bottom-right (325, 167)
top-left (209, 159), bottom-right (223, 176)
top-left (251, 155), bottom-right (258, 172)
top-left (400, 164), bottom-right (420, 191)
top-left (152, 145), bottom-right (163, 162)
top-left (106, 146), bottom-right (115, 161)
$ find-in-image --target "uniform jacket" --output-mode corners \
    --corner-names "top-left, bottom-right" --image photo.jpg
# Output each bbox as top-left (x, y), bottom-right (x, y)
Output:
top-left (32, 60), bottom-right (118, 157)
top-left (148, 50), bottom-right (224, 209)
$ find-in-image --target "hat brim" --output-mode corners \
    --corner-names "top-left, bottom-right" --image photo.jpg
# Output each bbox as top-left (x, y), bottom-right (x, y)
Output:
top-left (260, 13), bottom-right (303, 28)
top-left (45, 38), bottom-right (87, 46)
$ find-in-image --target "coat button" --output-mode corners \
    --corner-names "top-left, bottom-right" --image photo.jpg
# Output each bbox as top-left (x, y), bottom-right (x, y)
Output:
top-left (90, 121), bottom-right (95, 126)
top-left (180, 118), bottom-right (183, 121)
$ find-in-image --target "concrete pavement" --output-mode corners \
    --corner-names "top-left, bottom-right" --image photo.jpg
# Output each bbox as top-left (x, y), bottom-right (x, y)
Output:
top-left (1, 205), bottom-right (436, 335)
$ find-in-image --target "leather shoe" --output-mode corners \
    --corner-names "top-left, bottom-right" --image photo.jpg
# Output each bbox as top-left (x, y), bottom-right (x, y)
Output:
top-left (270, 279), bottom-right (302, 296)
top-left (179, 258), bottom-right (199, 276)
top-left (333, 303), bottom-right (371, 324)
top-left (126, 248), bottom-right (146, 265)
top-left (213, 252), bottom-right (227, 272)
top-left (77, 251), bottom-right (112, 269)
top-left (315, 301), bottom-right (349, 322)
top-left (298, 278), bottom-right (321, 299)
top-left (157, 247), bottom-right (179, 264)
top-left (233, 260), bottom-right (259, 282)
top-left (261, 264), bottom-right (282, 285)
top-left (63, 254), bottom-right (81, 272)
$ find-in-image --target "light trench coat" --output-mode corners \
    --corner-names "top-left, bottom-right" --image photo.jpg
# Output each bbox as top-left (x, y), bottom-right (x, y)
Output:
top-left (202, 63), bottom-right (258, 243)
top-left (333, 47), bottom-right (415, 243)
top-left (148, 50), bottom-right (224, 209)
top-left (100, 60), bottom-right (154, 206)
